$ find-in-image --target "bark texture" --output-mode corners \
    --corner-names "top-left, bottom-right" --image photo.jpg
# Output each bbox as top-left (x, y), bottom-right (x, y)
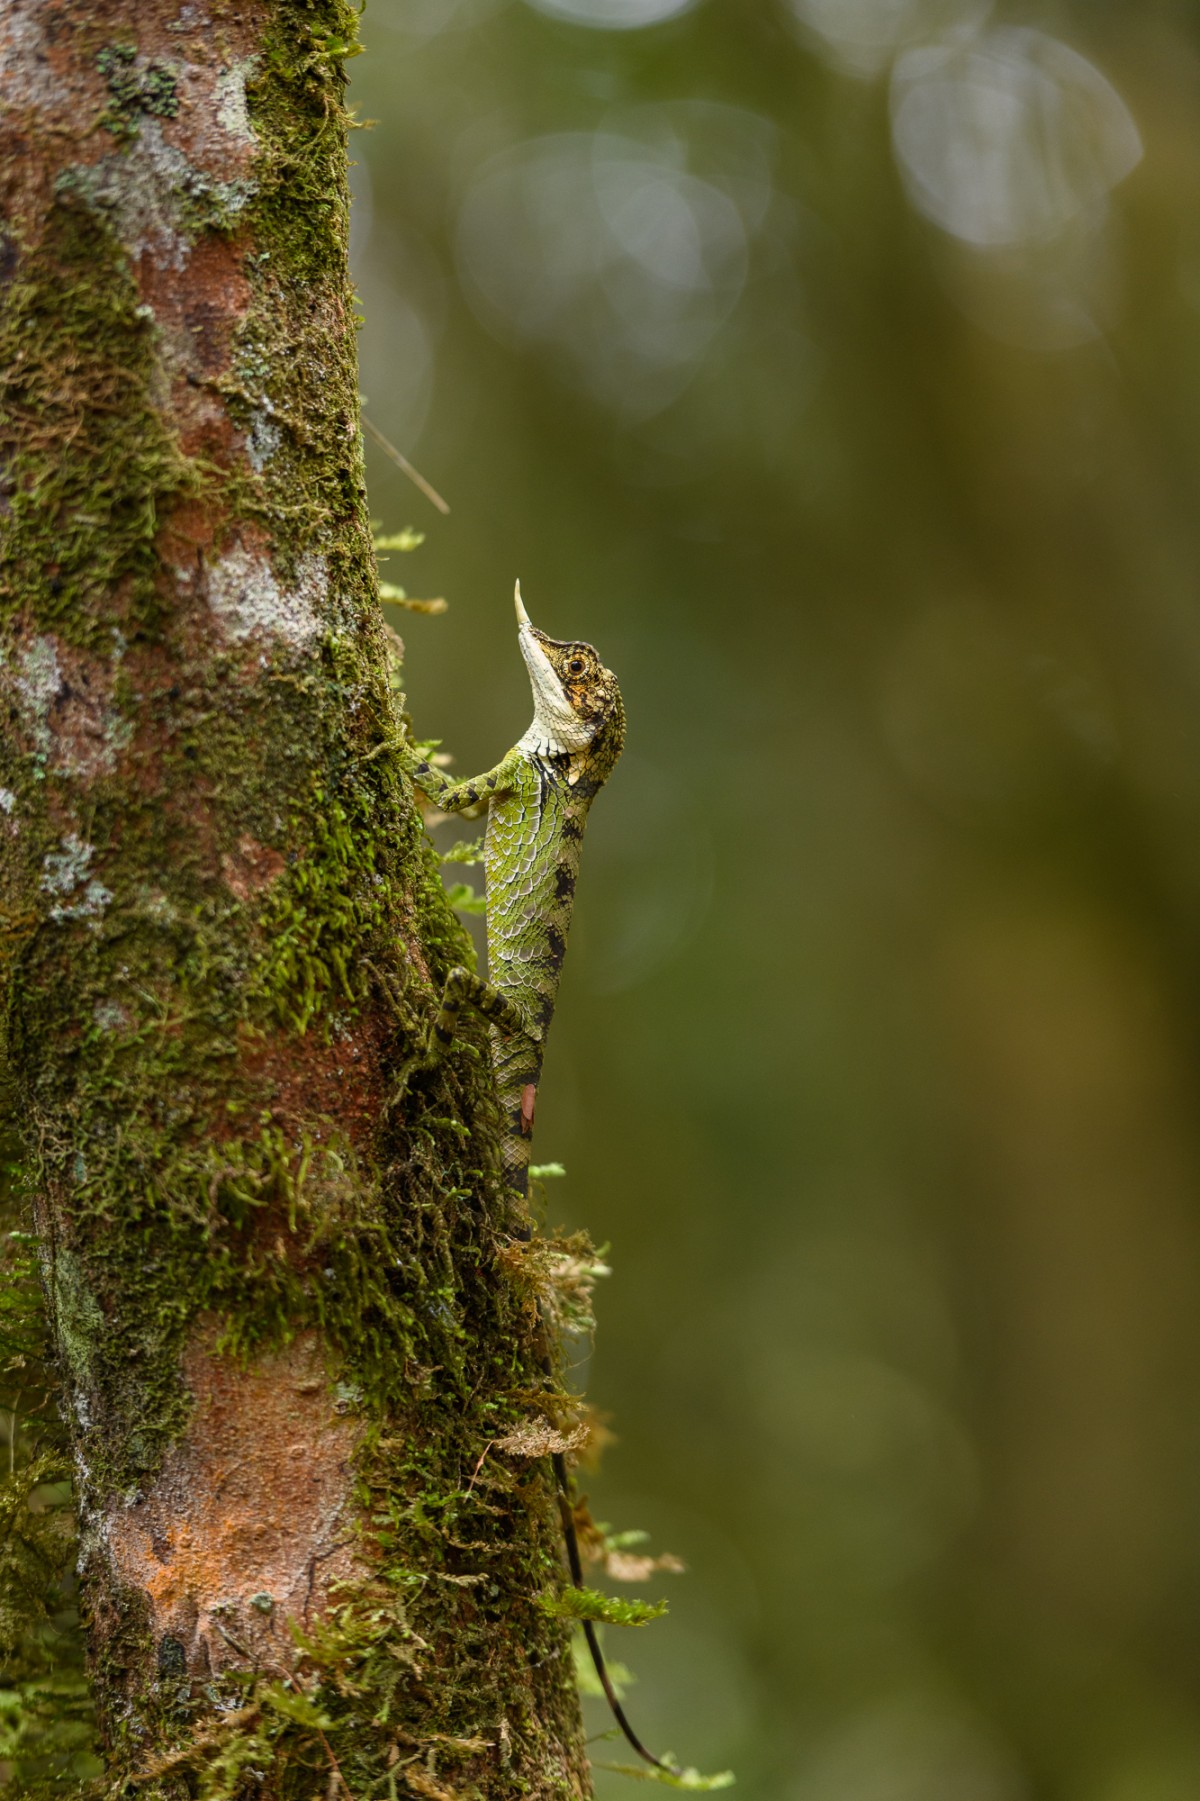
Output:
top-left (0, 3), bottom-right (591, 1793)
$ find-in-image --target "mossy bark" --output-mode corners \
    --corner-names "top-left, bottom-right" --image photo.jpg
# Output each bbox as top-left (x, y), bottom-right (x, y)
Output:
top-left (0, 3), bottom-right (591, 1794)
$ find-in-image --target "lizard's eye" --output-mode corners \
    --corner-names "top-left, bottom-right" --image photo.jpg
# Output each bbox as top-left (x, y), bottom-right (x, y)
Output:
top-left (567, 656), bottom-right (586, 676)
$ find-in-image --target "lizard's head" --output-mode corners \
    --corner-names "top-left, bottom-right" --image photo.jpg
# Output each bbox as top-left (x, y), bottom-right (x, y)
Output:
top-left (514, 582), bottom-right (625, 773)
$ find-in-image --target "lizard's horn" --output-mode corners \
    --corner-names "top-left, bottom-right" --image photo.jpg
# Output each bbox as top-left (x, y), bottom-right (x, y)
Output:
top-left (514, 580), bottom-right (532, 630)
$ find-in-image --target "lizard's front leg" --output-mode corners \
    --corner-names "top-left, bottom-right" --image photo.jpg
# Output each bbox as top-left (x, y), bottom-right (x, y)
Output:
top-left (401, 745), bottom-right (521, 815)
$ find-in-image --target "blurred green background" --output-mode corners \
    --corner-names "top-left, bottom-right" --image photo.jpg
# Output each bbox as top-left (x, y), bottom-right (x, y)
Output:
top-left (352, 4), bottom-right (1200, 1795)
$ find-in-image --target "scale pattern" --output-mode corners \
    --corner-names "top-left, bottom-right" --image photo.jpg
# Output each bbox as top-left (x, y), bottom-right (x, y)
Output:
top-left (486, 752), bottom-right (591, 1195)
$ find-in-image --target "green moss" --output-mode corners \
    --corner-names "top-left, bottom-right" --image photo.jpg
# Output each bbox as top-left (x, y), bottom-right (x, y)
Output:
top-left (539, 1589), bottom-right (668, 1629)
top-left (96, 44), bottom-right (179, 141)
top-left (0, 1180), bottom-right (101, 1792)
top-left (251, 777), bottom-right (394, 1036)
top-left (0, 203), bottom-right (198, 652)
top-left (227, 13), bottom-right (369, 577)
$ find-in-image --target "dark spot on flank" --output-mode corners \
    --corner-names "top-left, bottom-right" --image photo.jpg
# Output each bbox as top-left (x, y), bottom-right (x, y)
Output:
top-left (545, 924), bottom-right (566, 965)
top-left (553, 863), bottom-right (576, 900)
top-left (561, 815), bottom-right (583, 841)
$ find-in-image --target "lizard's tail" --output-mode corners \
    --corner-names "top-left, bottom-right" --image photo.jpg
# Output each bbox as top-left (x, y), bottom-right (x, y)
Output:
top-left (497, 1045), bottom-right (681, 1774)
top-left (552, 1450), bottom-right (687, 1780)
top-left (493, 1036), bottom-right (540, 1210)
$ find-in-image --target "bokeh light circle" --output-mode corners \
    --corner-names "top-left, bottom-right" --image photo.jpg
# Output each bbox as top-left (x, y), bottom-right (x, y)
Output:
top-left (456, 129), bottom-right (751, 417)
top-left (522, 0), bottom-right (697, 28)
top-left (890, 27), bottom-right (1142, 247)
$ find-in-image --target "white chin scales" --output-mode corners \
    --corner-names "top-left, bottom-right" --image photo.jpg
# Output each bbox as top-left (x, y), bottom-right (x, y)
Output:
top-left (519, 628), bottom-right (593, 755)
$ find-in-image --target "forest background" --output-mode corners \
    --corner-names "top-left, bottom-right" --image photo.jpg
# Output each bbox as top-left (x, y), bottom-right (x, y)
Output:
top-left (350, 1), bottom-right (1200, 1797)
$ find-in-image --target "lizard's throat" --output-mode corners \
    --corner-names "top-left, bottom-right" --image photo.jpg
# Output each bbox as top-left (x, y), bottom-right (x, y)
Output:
top-left (517, 629), bottom-right (593, 757)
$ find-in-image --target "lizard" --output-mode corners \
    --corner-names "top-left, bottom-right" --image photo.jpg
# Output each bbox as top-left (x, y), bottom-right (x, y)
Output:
top-left (398, 584), bottom-right (682, 1778)
top-left (398, 581), bottom-right (624, 1207)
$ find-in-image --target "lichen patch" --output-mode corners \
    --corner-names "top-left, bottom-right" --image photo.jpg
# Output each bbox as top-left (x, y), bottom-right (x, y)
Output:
top-left (40, 833), bottom-right (112, 922)
top-left (1, 626), bottom-right (130, 779)
top-left (0, 6), bottom-right (72, 121)
top-left (204, 542), bottom-right (327, 648)
top-left (214, 58), bottom-right (259, 150)
top-left (58, 119), bottom-right (251, 274)
top-left (247, 404), bottom-right (282, 471)
top-left (12, 631), bottom-right (61, 760)
top-left (104, 1323), bottom-right (362, 1678)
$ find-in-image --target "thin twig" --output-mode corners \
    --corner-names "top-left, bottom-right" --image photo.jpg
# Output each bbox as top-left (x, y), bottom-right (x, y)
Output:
top-left (464, 1440), bottom-right (496, 1497)
top-left (361, 414), bottom-right (450, 515)
top-left (319, 1727), bottom-right (359, 1801)
top-left (211, 1617), bottom-right (259, 1665)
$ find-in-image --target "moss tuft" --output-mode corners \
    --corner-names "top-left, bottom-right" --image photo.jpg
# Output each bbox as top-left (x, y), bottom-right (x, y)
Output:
top-left (540, 1588), bottom-right (669, 1628)
top-left (0, 206), bottom-right (198, 652)
top-left (0, 1170), bottom-right (101, 1792)
top-left (96, 43), bottom-right (180, 141)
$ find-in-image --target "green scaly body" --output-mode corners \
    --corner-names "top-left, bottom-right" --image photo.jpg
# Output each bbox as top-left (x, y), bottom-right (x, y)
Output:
top-left (402, 598), bottom-right (624, 1204)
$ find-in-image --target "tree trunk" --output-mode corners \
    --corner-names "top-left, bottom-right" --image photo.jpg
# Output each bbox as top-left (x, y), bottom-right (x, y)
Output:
top-left (0, 2), bottom-right (590, 1793)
